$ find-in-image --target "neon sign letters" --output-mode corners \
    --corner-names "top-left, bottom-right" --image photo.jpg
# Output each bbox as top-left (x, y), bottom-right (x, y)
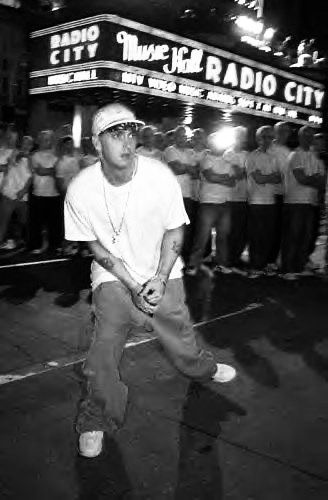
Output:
top-left (29, 15), bottom-right (325, 126)
top-left (49, 25), bottom-right (99, 65)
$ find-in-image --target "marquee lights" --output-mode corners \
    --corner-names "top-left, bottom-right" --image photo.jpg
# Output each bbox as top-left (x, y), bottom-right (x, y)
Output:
top-left (29, 15), bottom-right (324, 127)
top-left (235, 16), bottom-right (263, 36)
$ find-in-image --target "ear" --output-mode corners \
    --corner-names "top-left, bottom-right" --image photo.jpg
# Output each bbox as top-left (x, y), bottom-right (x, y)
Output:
top-left (92, 135), bottom-right (102, 156)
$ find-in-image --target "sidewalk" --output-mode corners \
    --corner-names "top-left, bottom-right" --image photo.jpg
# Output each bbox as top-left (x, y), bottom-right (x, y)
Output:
top-left (1, 282), bottom-right (328, 499)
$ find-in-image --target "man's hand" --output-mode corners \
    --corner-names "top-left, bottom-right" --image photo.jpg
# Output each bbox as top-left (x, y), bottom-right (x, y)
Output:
top-left (130, 284), bottom-right (157, 316)
top-left (16, 189), bottom-right (24, 200)
top-left (141, 276), bottom-right (167, 306)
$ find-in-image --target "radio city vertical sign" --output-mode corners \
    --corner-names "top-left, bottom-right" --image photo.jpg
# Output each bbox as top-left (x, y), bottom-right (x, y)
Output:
top-left (29, 14), bottom-right (325, 126)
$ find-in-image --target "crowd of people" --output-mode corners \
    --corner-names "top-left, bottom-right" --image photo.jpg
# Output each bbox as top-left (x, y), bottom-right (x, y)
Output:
top-left (0, 119), bottom-right (327, 280)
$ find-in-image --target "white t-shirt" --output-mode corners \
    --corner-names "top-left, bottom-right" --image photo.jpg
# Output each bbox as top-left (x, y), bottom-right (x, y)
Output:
top-left (65, 156), bottom-right (189, 290)
top-left (269, 142), bottom-right (291, 196)
top-left (2, 156), bottom-right (32, 201)
top-left (199, 153), bottom-right (232, 204)
top-left (190, 149), bottom-right (208, 201)
top-left (31, 150), bottom-right (59, 197)
top-left (56, 154), bottom-right (81, 192)
top-left (285, 148), bottom-right (325, 205)
top-left (223, 148), bottom-right (248, 202)
top-left (0, 147), bottom-right (14, 192)
top-left (163, 145), bottom-right (195, 198)
top-left (136, 146), bottom-right (163, 161)
top-left (246, 150), bottom-right (279, 205)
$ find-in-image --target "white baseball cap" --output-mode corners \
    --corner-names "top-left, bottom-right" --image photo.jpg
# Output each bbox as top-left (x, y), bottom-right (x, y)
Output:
top-left (92, 103), bottom-right (145, 136)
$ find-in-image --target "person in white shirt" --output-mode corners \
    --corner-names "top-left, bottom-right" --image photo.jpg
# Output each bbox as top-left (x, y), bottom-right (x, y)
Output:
top-left (55, 136), bottom-right (81, 194)
top-left (0, 135), bottom-right (33, 250)
top-left (307, 133), bottom-right (327, 263)
top-left (223, 126), bottom-right (248, 271)
top-left (154, 131), bottom-right (166, 152)
top-left (0, 127), bottom-right (16, 197)
top-left (268, 121), bottom-right (292, 269)
top-left (246, 126), bottom-right (281, 278)
top-left (64, 103), bottom-right (236, 458)
top-left (30, 130), bottom-right (61, 254)
top-left (282, 126), bottom-right (326, 278)
top-left (190, 128), bottom-right (208, 204)
top-left (55, 135), bottom-right (81, 256)
top-left (136, 125), bottom-right (163, 160)
top-left (187, 132), bottom-right (236, 275)
top-left (163, 125), bottom-right (198, 264)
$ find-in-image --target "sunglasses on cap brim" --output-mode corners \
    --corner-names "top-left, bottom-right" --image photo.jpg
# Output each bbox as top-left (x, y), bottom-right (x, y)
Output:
top-left (101, 122), bottom-right (141, 135)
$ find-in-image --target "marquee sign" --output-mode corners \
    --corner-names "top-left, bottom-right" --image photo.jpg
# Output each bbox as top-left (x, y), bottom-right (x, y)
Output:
top-left (29, 14), bottom-right (325, 127)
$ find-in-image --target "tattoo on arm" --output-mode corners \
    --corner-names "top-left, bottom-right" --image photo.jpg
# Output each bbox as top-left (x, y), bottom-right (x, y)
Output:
top-left (98, 255), bottom-right (115, 270)
top-left (172, 241), bottom-right (182, 255)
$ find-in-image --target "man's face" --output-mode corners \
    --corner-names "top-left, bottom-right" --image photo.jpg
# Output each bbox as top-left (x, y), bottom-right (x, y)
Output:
top-left (98, 124), bottom-right (137, 169)
top-left (22, 137), bottom-right (33, 154)
top-left (39, 133), bottom-right (52, 150)
top-left (313, 136), bottom-right (326, 154)
top-left (257, 129), bottom-right (273, 150)
top-left (275, 124), bottom-right (291, 145)
top-left (154, 133), bottom-right (165, 151)
top-left (143, 128), bottom-right (154, 148)
top-left (192, 130), bottom-right (206, 149)
top-left (62, 138), bottom-right (73, 155)
top-left (299, 127), bottom-right (314, 149)
top-left (175, 129), bottom-right (187, 148)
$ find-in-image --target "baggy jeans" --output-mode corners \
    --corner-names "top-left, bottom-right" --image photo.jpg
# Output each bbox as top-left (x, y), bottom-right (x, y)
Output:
top-left (76, 278), bottom-right (217, 434)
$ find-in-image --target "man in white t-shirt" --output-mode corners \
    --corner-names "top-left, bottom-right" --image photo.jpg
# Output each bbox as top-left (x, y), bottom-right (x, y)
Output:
top-left (0, 136), bottom-right (33, 250)
top-left (268, 121), bottom-right (292, 268)
top-left (223, 126), bottom-right (248, 271)
top-left (64, 103), bottom-right (236, 458)
top-left (282, 126), bottom-right (325, 279)
top-left (0, 127), bottom-right (16, 196)
top-left (55, 136), bottom-right (81, 194)
top-left (136, 125), bottom-right (163, 160)
top-left (163, 125), bottom-right (198, 265)
top-left (30, 130), bottom-right (61, 254)
top-left (246, 126), bottom-right (281, 278)
top-left (187, 132), bottom-right (236, 275)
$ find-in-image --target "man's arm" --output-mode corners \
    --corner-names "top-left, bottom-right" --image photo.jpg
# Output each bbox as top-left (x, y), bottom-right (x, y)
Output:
top-left (16, 177), bottom-right (32, 200)
top-left (202, 168), bottom-right (236, 186)
top-left (293, 169), bottom-right (325, 189)
top-left (167, 160), bottom-right (188, 175)
top-left (250, 170), bottom-right (281, 185)
top-left (87, 239), bottom-right (155, 315)
top-left (141, 225), bottom-right (184, 306)
top-left (34, 166), bottom-right (56, 176)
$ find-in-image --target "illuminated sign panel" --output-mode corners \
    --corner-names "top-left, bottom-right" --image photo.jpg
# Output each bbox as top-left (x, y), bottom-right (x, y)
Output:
top-left (30, 15), bottom-right (325, 126)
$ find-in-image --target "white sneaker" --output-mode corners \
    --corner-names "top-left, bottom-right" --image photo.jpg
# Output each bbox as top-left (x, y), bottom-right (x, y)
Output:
top-left (79, 431), bottom-right (104, 458)
top-left (0, 239), bottom-right (16, 250)
top-left (30, 247), bottom-right (46, 255)
top-left (247, 270), bottom-right (264, 279)
top-left (282, 272), bottom-right (298, 281)
top-left (265, 263), bottom-right (278, 276)
top-left (212, 363), bottom-right (237, 383)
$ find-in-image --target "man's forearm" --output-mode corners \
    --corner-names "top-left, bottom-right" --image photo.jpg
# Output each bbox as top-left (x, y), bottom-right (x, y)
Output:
top-left (155, 226), bottom-right (184, 281)
top-left (88, 240), bottom-right (140, 292)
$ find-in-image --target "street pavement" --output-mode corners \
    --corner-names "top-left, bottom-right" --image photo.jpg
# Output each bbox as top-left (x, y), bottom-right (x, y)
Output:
top-left (0, 257), bottom-right (328, 499)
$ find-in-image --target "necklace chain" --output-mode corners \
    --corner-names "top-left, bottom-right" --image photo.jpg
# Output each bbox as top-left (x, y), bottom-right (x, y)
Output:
top-left (102, 159), bottom-right (137, 244)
